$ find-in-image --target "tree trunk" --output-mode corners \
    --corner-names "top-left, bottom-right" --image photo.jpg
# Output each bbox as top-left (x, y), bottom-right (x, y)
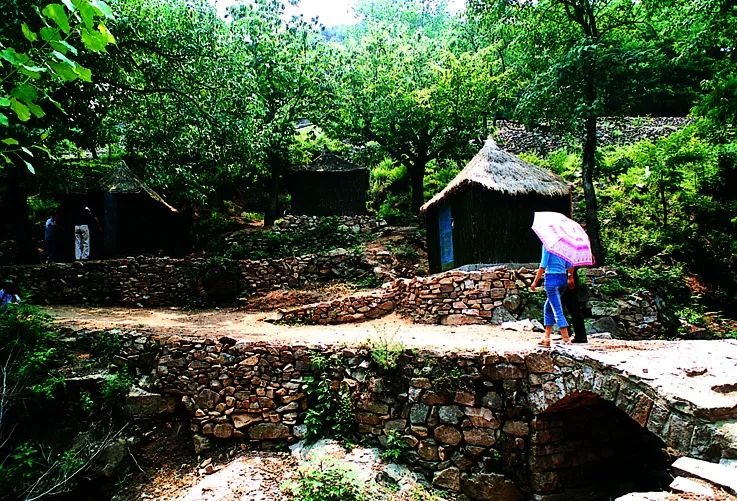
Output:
top-left (581, 113), bottom-right (605, 265)
top-left (263, 156), bottom-right (282, 228)
top-left (409, 161), bottom-right (427, 213)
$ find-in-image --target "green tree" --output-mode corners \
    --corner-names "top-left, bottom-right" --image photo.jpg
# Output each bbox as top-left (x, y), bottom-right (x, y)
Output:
top-left (474, 0), bottom-right (664, 263)
top-left (1, 0), bottom-right (114, 261)
top-left (228, 0), bottom-right (330, 226)
top-left (327, 0), bottom-right (504, 212)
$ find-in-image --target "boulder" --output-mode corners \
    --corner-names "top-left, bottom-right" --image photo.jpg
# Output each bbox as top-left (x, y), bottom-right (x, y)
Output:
top-left (125, 387), bottom-right (176, 418)
top-left (462, 472), bottom-right (523, 500)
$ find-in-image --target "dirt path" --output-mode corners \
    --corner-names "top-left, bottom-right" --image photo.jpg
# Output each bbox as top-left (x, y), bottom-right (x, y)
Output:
top-left (46, 305), bottom-right (557, 352)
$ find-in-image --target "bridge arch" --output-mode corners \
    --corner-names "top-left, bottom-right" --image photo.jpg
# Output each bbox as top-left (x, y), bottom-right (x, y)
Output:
top-left (523, 352), bottom-right (732, 499)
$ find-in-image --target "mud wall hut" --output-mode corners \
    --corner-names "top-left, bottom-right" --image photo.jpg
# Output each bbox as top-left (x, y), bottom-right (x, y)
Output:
top-left (286, 153), bottom-right (369, 216)
top-left (420, 139), bottom-right (571, 273)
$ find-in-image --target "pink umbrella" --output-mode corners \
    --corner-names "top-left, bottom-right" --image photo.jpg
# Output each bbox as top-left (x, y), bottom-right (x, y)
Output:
top-left (531, 212), bottom-right (594, 266)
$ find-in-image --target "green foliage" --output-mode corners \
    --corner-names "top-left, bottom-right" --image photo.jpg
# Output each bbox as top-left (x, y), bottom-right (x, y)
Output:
top-left (423, 358), bottom-right (469, 393)
top-left (369, 331), bottom-right (404, 371)
top-left (0, 304), bottom-right (65, 400)
top-left (302, 354), bottom-right (355, 444)
top-left (282, 461), bottom-right (366, 501)
top-left (597, 119), bottom-right (737, 310)
top-left (326, 0), bottom-right (504, 211)
top-left (380, 430), bottom-right (410, 462)
top-left (0, 0), bottom-right (114, 170)
top-left (101, 369), bottom-right (134, 404)
top-left (90, 330), bottom-right (123, 364)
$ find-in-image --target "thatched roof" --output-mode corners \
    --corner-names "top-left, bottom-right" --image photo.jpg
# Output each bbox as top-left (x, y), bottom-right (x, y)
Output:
top-left (420, 139), bottom-right (570, 213)
top-left (100, 161), bottom-right (178, 213)
top-left (290, 153), bottom-right (366, 173)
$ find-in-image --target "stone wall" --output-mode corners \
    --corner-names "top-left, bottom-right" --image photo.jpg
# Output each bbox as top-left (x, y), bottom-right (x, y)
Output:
top-left (274, 215), bottom-right (387, 234)
top-left (1, 251), bottom-right (364, 307)
top-left (495, 117), bottom-right (692, 156)
top-left (277, 266), bottom-right (662, 339)
top-left (109, 330), bottom-right (730, 500)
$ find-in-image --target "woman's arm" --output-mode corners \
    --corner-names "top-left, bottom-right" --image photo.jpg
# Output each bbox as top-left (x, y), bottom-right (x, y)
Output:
top-left (567, 267), bottom-right (575, 289)
top-left (531, 267), bottom-right (545, 292)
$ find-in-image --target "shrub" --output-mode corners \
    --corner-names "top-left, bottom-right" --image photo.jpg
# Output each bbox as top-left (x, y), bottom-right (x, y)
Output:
top-left (380, 430), bottom-right (410, 461)
top-left (282, 462), bottom-right (366, 501)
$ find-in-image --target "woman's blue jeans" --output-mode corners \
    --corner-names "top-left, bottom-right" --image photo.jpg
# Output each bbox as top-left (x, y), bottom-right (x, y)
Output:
top-left (543, 273), bottom-right (569, 328)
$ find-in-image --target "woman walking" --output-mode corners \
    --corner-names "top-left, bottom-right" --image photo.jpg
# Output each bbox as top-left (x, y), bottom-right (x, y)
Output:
top-left (530, 245), bottom-right (574, 347)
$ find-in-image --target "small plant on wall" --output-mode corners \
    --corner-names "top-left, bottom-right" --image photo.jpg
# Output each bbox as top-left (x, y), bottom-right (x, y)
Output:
top-left (302, 353), bottom-right (356, 444)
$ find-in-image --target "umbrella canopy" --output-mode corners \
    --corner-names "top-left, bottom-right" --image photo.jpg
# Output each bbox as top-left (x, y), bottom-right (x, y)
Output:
top-left (532, 212), bottom-right (594, 266)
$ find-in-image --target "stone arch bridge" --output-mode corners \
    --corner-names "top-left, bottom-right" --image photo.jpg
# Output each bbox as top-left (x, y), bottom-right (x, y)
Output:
top-left (75, 325), bottom-right (737, 500)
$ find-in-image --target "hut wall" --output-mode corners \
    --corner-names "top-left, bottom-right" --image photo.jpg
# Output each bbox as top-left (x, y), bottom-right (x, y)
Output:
top-left (288, 170), bottom-right (368, 216)
top-left (113, 193), bottom-right (183, 256)
top-left (468, 187), bottom-right (571, 265)
top-left (426, 206), bottom-right (441, 273)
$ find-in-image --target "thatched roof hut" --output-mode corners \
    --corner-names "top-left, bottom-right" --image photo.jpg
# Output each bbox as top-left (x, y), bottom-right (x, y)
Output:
top-left (287, 153), bottom-right (369, 216)
top-left (99, 162), bottom-right (178, 213)
top-left (58, 161), bottom-right (183, 259)
top-left (422, 139), bottom-right (571, 272)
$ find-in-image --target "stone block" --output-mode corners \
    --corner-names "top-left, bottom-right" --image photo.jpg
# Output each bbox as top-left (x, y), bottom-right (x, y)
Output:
top-left (463, 472), bottom-right (524, 500)
top-left (433, 467), bottom-right (461, 491)
top-left (213, 423), bottom-right (234, 439)
top-left (410, 403), bottom-right (430, 424)
top-left (482, 364), bottom-right (526, 380)
top-left (418, 440), bottom-right (439, 461)
top-left (464, 407), bottom-right (501, 429)
top-left (422, 391), bottom-right (451, 405)
top-left (434, 425), bottom-right (462, 445)
top-left (454, 391), bottom-right (476, 406)
top-left (438, 405), bottom-right (465, 424)
top-left (503, 420), bottom-right (530, 437)
top-left (249, 423), bottom-right (290, 440)
top-left (525, 352), bottom-right (555, 374)
top-left (463, 428), bottom-right (496, 447)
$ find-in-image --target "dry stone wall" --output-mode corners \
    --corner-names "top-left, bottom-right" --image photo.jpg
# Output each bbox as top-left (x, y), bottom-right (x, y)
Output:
top-left (108, 330), bottom-right (732, 500)
top-left (495, 117), bottom-right (692, 156)
top-left (1, 250), bottom-right (364, 307)
top-left (274, 215), bottom-right (387, 234)
top-left (277, 266), bottom-right (662, 339)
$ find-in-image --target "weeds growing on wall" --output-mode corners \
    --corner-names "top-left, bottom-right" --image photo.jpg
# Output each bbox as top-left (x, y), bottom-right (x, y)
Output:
top-left (369, 328), bottom-right (405, 371)
top-left (380, 430), bottom-right (411, 462)
top-left (423, 358), bottom-right (470, 393)
top-left (302, 353), bottom-right (356, 444)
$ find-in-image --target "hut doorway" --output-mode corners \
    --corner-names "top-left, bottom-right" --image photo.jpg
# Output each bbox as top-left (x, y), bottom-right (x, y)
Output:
top-left (438, 205), bottom-right (454, 270)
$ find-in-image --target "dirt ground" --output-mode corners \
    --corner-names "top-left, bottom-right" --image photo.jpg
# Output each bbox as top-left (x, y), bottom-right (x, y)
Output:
top-left (46, 305), bottom-right (574, 352)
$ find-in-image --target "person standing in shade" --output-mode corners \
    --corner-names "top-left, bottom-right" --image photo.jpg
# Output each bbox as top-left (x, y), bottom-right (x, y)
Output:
top-left (74, 206), bottom-right (101, 260)
top-left (530, 245), bottom-right (574, 347)
top-left (43, 212), bottom-right (63, 263)
top-left (563, 269), bottom-right (588, 343)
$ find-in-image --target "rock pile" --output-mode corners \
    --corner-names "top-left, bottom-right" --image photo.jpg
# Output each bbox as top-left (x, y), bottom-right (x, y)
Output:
top-left (274, 215), bottom-right (387, 234)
